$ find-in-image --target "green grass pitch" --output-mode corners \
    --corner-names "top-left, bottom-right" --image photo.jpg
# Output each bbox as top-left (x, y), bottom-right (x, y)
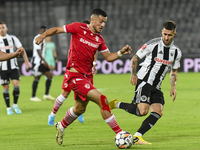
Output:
top-left (0, 72), bottom-right (200, 150)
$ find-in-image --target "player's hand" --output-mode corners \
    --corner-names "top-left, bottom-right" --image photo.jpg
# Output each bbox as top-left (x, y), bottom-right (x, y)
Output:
top-left (120, 45), bottom-right (132, 55)
top-left (92, 65), bottom-right (97, 75)
top-left (170, 87), bottom-right (177, 102)
top-left (35, 35), bottom-right (45, 45)
top-left (43, 61), bottom-right (49, 68)
top-left (16, 47), bottom-right (24, 57)
top-left (130, 75), bottom-right (137, 85)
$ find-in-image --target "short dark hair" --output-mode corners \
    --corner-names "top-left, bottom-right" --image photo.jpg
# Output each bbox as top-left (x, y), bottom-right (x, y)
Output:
top-left (0, 22), bottom-right (5, 25)
top-left (82, 19), bottom-right (90, 24)
top-left (91, 8), bottom-right (107, 17)
top-left (40, 26), bottom-right (47, 30)
top-left (163, 21), bottom-right (177, 32)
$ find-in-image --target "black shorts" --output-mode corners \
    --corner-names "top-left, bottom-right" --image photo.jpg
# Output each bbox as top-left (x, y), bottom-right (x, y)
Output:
top-left (132, 79), bottom-right (165, 105)
top-left (0, 69), bottom-right (20, 85)
top-left (32, 63), bottom-right (50, 76)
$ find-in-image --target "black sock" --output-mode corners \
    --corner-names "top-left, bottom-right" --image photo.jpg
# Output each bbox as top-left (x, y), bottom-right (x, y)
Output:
top-left (137, 112), bottom-right (161, 135)
top-left (119, 102), bottom-right (141, 116)
top-left (13, 86), bottom-right (20, 104)
top-left (32, 79), bottom-right (39, 97)
top-left (3, 89), bottom-right (10, 107)
top-left (45, 78), bottom-right (52, 95)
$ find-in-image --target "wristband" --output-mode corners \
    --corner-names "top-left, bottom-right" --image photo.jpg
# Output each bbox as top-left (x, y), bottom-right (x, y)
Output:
top-left (93, 62), bottom-right (97, 66)
top-left (117, 50), bottom-right (123, 57)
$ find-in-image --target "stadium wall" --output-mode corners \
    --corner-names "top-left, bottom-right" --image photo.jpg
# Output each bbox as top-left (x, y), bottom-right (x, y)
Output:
top-left (17, 55), bottom-right (200, 76)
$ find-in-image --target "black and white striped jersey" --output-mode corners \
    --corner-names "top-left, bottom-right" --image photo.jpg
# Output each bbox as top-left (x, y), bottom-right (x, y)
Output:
top-left (0, 34), bottom-right (22, 71)
top-left (136, 37), bottom-right (182, 90)
top-left (31, 34), bottom-right (46, 65)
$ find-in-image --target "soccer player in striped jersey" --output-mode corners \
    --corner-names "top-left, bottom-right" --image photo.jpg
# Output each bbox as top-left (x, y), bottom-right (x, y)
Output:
top-left (35, 8), bottom-right (131, 145)
top-left (109, 21), bottom-right (182, 145)
top-left (0, 22), bottom-right (30, 115)
top-left (30, 26), bottom-right (55, 102)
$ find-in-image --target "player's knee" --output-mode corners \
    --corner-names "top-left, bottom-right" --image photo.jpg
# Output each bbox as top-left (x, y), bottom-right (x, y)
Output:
top-left (139, 109), bottom-right (149, 116)
top-left (100, 95), bottom-right (111, 113)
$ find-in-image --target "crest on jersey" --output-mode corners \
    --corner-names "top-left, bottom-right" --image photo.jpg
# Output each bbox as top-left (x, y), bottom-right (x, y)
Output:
top-left (84, 83), bottom-right (90, 89)
top-left (84, 31), bottom-right (87, 35)
top-left (170, 53), bottom-right (173, 56)
top-left (95, 36), bottom-right (99, 42)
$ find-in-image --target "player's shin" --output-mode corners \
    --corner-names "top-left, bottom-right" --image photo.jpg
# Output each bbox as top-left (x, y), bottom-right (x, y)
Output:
top-left (137, 112), bottom-right (161, 135)
top-left (52, 94), bottom-right (66, 115)
top-left (119, 102), bottom-right (141, 116)
top-left (101, 95), bottom-right (122, 134)
top-left (60, 106), bottom-right (78, 129)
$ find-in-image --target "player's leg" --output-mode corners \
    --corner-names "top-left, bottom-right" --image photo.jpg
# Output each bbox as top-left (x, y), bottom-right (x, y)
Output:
top-left (48, 90), bottom-right (70, 126)
top-left (133, 89), bottom-right (164, 145)
top-left (1, 71), bottom-right (13, 115)
top-left (87, 89), bottom-right (122, 134)
top-left (30, 75), bottom-right (41, 101)
top-left (10, 69), bottom-right (21, 114)
top-left (55, 98), bottom-right (89, 145)
top-left (43, 70), bottom-right (55, 100)
top-left (11, 80), bottom-right (21, 114)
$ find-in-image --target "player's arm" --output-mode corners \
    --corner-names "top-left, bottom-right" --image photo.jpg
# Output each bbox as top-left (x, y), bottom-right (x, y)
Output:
top-left (19, 46), bottom-right (30, 70)
top-left (35, 26), bottom-right (65, 45)
top-left (101, 45), bottom-right (131, 62)
top-left (170, 68), bottom-right (178, 102)
top-left (130, 54), bottom-right (140, 85)
top-left (37, 49), bottom-right (49, 68)
top-left (53, 48), bottom-right (58, 63)
top-left (0, 49), bottom-right (23, 61)
top-left (92, 51), bottom-right (98, 75)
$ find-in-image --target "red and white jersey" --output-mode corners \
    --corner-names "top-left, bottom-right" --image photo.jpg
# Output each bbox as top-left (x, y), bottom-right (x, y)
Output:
top-left (63, 22), bottom-right (108, 75)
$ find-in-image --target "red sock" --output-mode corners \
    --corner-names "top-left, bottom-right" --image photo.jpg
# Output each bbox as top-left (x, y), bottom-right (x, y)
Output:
top-left (104, 114), bottom-right (122, 134)
top-left (61, 107), bottom-right (78, 128)
top-left (52, 94), bottom-right (65, 114)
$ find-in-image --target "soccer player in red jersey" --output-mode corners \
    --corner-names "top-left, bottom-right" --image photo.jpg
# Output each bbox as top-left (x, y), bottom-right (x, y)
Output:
top-left (35, 8), bottom-right (132, 145)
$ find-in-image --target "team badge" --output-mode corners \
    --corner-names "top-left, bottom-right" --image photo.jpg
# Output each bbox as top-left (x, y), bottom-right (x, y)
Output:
top-left (84, 83), bottom-right (90, 89)
top-left (140, 95), bottom-right (147, 102)
top-left (170, 53), bottom-right (173, 56)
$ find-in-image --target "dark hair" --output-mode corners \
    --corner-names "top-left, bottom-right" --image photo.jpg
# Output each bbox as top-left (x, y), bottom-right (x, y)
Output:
top-left (91, 8), bottom-right (107, 17)
top-left (0, 22), bottom-right (5, 25)
top-left (82, 19), bottom-right (90, 24)
top-left (163, 21), bottom-right (177, 31)
top-left (40, 26), bottom-right (47, 29)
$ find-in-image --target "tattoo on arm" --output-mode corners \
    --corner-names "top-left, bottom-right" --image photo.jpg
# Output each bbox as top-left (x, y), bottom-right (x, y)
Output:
top-left (170, 69), bottom-right (178, 87)
top-left (131, 54), bottom-right (140, 75)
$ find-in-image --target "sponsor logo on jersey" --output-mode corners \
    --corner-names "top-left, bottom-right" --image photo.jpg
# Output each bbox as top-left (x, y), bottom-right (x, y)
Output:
top-left (0, 45), bottom-right (13, 49)
top-left (154, 57), bottom-right (172, 65)
top-left (80, 38), bottom-right (98, 48)
top-left (141, 44), bottom-right (147, 50)
top-left (84, 83), bottom-right (90, 89)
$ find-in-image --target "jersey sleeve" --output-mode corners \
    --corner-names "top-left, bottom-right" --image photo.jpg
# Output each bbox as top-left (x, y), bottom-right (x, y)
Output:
top-left (63, 22), bottom-right (80, 34)
top-left (12, 36), bottom-right (22, 48)
top-left (136, 43), bottom-right (152, 59)
top-left (172, 50), bottom-right (182, 69)
top-left (98, 36), bottom-right (109, 53)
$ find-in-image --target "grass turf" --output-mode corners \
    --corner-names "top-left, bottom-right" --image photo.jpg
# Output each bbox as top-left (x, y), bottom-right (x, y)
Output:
top-left (0, 72), bottom-right (200, 150)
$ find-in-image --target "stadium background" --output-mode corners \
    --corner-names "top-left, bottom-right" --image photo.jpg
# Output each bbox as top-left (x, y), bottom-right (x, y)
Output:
top-left (0, 0), bottom-right (200, 74)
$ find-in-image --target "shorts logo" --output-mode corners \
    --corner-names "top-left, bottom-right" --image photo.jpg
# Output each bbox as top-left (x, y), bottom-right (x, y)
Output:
top-left (84, 83), bottom-right (90, 89)
top-left (72, 80), bottom-right (76, 84)
top-left (64, 83), bottom-right (68, 88)
top-left (140, 95), bottom-right (147, 102)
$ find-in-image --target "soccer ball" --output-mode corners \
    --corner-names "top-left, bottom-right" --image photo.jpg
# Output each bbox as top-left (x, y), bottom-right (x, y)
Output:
top-left (115, 131), bottom-right (133, 149)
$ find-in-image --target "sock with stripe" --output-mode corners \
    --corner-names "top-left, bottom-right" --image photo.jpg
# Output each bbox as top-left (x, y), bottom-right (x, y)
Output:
top-left (137, 112), bottom-right (161, 135)
top-left (51, 94), bottom-right (66, 116)
top-left (104, 114), bottom-right (122, 134)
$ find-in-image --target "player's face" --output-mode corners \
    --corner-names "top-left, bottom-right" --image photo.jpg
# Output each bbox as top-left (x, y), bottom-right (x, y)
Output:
top-left (0, 24), bottom-right (8, 37)
top-left (92, 15), bottom-right (107, 33)
top-left (162, 28), bottom-right (176, 46)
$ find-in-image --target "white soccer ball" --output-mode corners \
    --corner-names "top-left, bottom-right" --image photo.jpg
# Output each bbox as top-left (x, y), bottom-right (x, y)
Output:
top-left (115, 131), bottom-right (133, 149)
